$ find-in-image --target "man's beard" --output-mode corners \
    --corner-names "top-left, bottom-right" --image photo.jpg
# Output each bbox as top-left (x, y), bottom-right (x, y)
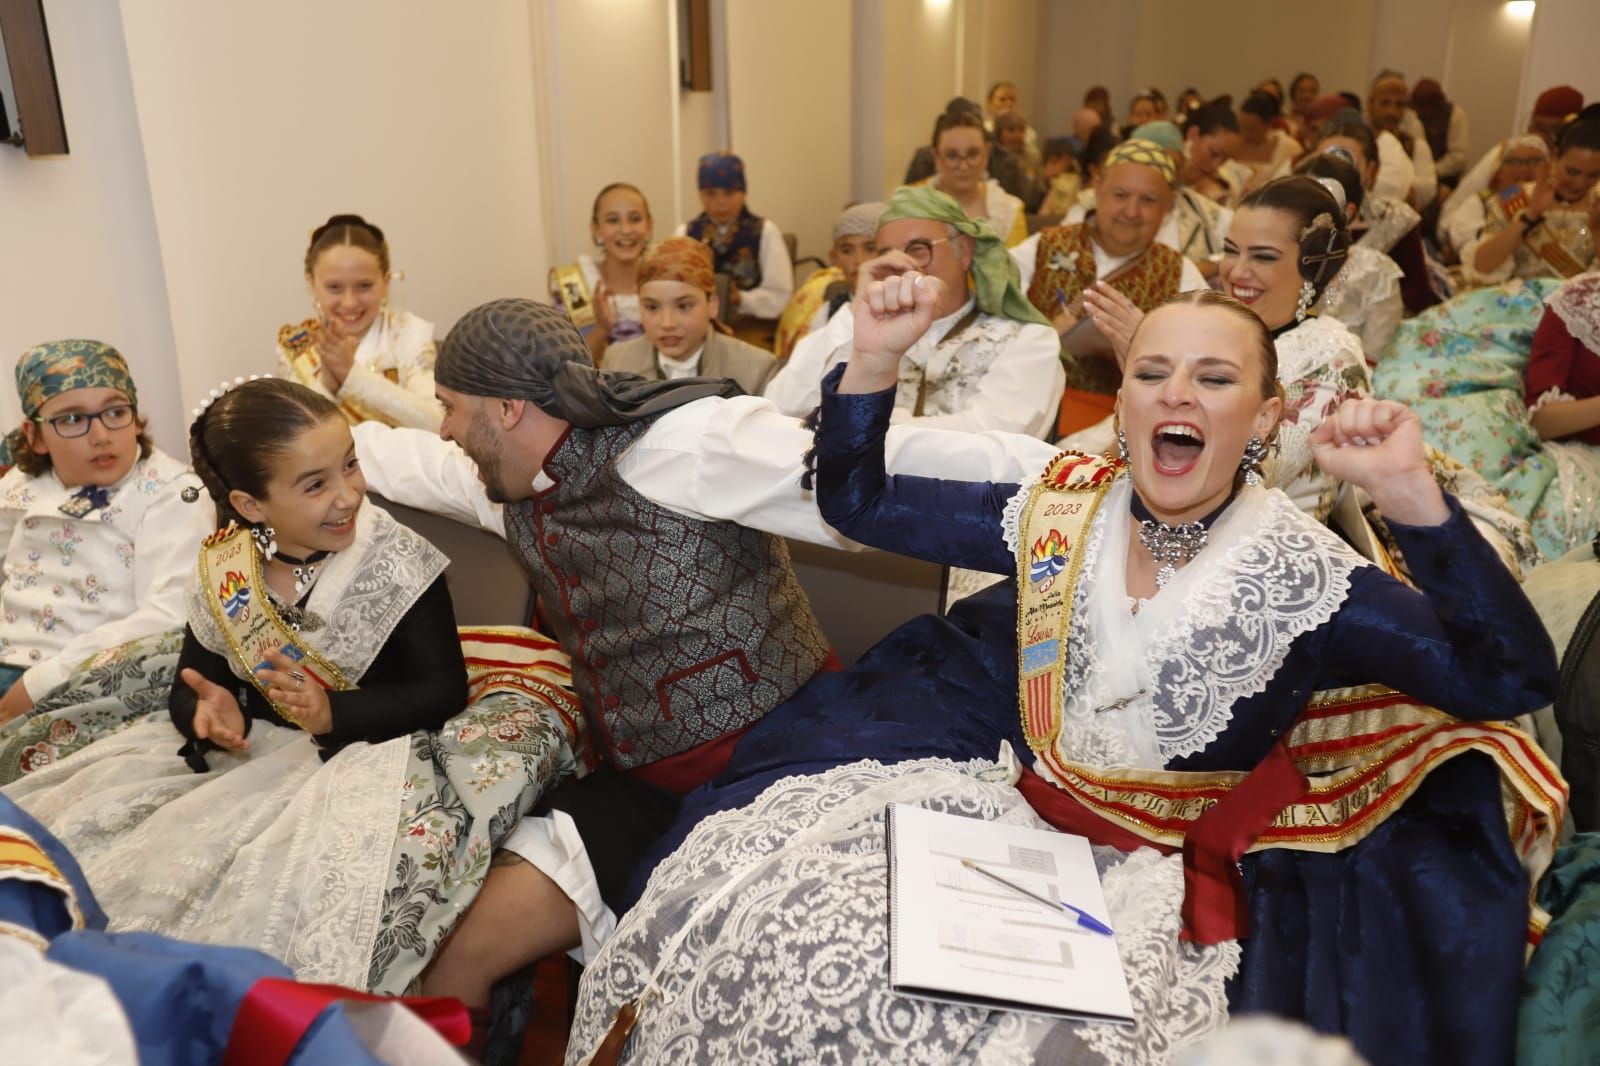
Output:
top-left (464, 412), bottom-right (511, 504)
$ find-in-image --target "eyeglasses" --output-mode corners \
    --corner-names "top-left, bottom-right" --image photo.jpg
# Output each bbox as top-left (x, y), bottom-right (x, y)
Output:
top-left (938, 148), bottom-right (986, 167)
top-left (883, 236), bottom-right (953, 269)
top-left (35, 404), bottom-right (136, 438)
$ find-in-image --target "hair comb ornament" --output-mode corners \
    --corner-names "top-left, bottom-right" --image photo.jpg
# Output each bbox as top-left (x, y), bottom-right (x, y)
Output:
top-left (191, 374), bottom-right (272, 421)
top-left (1311, 176), bottom-right (1347, 213)
top-left (1298, 211), bottom-right (1335, 242)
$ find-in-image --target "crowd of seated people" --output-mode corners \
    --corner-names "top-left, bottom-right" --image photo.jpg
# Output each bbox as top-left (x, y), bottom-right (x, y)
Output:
top-left (5, 67), bottom-right (1600, 1066)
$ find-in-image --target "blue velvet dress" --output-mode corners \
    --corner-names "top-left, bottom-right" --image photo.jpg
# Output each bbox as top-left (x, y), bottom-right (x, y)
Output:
top-left (630, 372), bottom-right (1559, 1066)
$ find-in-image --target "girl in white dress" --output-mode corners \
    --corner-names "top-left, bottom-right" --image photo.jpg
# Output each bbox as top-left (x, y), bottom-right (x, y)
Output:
top-left (276, 214), bottom-right (442, 431)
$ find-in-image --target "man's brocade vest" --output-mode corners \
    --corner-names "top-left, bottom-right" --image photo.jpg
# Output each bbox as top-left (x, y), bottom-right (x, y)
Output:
top-left (1026, 223), bottom-right (1186, 394)
top-left (504, 418), bottom-right (829, 770)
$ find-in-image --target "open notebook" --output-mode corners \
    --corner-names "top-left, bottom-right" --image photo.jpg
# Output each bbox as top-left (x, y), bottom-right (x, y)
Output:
top-left (885, 802), bottom-right (1135, 1025)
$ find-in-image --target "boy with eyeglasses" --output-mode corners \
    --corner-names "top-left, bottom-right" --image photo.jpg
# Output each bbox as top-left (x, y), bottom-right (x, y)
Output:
top-left (0, 340), bottom-right (209, 725)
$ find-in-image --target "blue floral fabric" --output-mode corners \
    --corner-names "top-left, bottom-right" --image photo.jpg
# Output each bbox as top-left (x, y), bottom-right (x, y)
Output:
top-left (1373, 278), bottom-right (1600, 558)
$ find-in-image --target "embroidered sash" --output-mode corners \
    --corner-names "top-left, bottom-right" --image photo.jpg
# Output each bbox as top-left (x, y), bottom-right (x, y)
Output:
top-left (1491, 185), bottom-right (1592, 279)
top-left (1014, 451), bottom-right (1125, 751)
top-left (277, 319), bottom-right (398, 426)
top-left (1032, 685), bottom-right (1567, 948)
top-left (549, 262), bottom-right (598, 330)
top-left (197, 525), bottom-right (350, 727)
top-left (774, 267), bottom-right (842, 359)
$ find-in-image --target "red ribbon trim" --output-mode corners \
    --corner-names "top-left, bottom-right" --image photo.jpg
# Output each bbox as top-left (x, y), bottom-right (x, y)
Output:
top-left (1019, 737), bottom-right (1310, 946)
top-left (222, 977), bottom-right (470, 1066)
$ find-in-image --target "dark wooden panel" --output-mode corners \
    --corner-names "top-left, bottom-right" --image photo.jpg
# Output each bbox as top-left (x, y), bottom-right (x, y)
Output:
top-left (678, 0), bottom-right (711, 92)
top-left (0, 0), bottom-right (68, 156)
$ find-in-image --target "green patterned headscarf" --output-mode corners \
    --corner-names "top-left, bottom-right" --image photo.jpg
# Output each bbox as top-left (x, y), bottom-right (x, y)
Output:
top-left (879, 186), bottom-right (1049, 327)
top-left (15, 339), bottom-right (137, 418)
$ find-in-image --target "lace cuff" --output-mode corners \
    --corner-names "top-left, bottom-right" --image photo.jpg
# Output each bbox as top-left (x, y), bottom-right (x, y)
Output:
top-left (1000, 465), bottom-right (1047, 558)
top-left (1530, 386), bottom-right (1578, 411)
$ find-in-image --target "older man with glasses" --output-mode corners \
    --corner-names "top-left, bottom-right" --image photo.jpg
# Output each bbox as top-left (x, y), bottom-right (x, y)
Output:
top-left (765, 186), bottom-right (1063, 439)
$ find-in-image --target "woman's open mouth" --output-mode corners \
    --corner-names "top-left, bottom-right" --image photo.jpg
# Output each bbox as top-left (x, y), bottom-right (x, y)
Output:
top-left (1151, 422), bottom-right (1205, 476)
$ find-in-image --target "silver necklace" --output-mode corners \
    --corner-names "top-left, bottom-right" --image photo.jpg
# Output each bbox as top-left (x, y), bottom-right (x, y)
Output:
top-left (1130, 492), bottom-right (1229, 589)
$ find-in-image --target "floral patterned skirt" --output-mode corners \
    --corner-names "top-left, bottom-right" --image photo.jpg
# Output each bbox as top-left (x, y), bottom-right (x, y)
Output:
top-left (0, 628), bottom-right (585, 994)
top-left (1374, 277), bottom-right (1600, 559)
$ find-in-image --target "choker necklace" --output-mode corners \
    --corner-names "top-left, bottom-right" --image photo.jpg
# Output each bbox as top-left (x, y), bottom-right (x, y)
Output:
top-left (271, 547), bottom-right (331, 599)
top-left (1130, 492), bottom-right (1233, 589)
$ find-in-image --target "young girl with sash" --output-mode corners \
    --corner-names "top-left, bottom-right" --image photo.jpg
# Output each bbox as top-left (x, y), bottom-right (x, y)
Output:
top-left (563, 288), bottom-right (1562, 1066)
top-left (4, 378), bottom-right (585, 998)
top-left (551, 183), bottom-right (652, 362)
top-left (171, 377), bottom-right (465, 764)
top-left (276, 214), bottom-right (443, 431)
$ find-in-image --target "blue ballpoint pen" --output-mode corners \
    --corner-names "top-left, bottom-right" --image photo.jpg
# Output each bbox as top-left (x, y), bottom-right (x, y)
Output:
top-left (960, 858), bottom-right (1114, 936)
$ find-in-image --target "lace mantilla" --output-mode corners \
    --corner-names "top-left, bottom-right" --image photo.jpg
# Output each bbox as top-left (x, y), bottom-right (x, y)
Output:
top-left (568, 757), bottom-right (1239, 1065)
top-left (1052, 480), bottom-right (1368, 769)
top-left (1319, 245), bottom-right (1403, 329)
top-left (1546, 271), bottom-right (1600, 356)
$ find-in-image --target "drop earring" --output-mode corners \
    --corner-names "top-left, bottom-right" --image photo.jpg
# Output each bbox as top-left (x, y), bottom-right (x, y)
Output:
top-left (1116, 427), bottom-right (1130, 464)
top-left (1239, 436), bottom-right (1268, 486)
top-left (1294, 280), bottom-right (1316, 323)
top-left (251, 524), bottom-right (278, 558)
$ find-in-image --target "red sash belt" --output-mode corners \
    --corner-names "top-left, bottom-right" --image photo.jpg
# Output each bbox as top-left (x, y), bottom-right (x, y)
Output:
top-left (1019, 738), bottom-right (1309, 944)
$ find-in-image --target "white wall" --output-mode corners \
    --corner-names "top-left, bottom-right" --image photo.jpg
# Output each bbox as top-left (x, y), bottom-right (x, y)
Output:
top-left (879, 0), bottom-right (961, 196)
top-left (114, 0), bottom-right (553, 411)
top-left (1517, 0), bottom-right (1600, 132)
top-left (961, 0), bottom-right (1041, 123)
top-left (1037, 2), bottom-right (1138, 137)
top-left (725, 0), bottom-right (853, 261)
top-left (0, 2), bottom-right (185, 454)
top-left (1131, 0), bottom-right (1377, 118)
top-left (540, 0), bottom-right (679, 266)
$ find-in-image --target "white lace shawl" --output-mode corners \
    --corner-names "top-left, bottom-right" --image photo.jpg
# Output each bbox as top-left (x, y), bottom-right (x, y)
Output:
top-left (187, 502), bottom-right (447, 684)
top-left (1318, 245), bottom-right (1405, 356)
top-left (1547, 271), bottom-right (1600, 357)
top-left (1005, 478), bottom-right (1370, 769)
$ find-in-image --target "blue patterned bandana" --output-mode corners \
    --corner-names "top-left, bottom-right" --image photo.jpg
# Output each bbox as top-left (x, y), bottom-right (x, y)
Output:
top-left (697, 152), bottom-right (746, 192)
top-left (15, 339), bottom-right (137, 418)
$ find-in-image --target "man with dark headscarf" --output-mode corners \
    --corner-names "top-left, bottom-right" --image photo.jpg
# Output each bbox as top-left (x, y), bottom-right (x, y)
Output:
top-left (350, 297), bottom-right (1058, 1013)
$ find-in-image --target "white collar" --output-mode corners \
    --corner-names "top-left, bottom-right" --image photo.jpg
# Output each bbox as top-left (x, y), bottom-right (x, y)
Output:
top-left (657, 342), bottom-right (706, 378)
